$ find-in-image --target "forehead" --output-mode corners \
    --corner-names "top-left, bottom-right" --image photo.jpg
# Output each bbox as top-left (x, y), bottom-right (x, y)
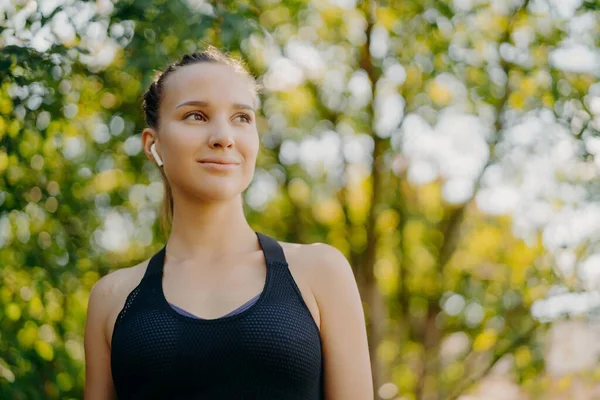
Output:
top-left (161, 62), bottom-right (255, 109)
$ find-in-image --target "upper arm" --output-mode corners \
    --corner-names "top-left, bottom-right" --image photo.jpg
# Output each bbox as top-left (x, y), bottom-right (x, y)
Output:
top-left (310, 244), bottom-right (374, 400)
top-left (84, 274), bottom-right (118, 400)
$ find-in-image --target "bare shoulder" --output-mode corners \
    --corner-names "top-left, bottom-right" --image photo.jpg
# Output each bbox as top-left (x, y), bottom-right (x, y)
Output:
top-left (279, 242), bottom-right (371, 398)
top-left (278, 240), bottom-right (327, 279)
top-left (279, 240), bottom-right (344, 257)
top-left (280, 240), bottom-right (352, 283)
top-left (278, 241), bottom-right (354, 331)
top-left (91, 261), bottom-right (148, 308)
top-left (88, 259), bottom-right (150, 348)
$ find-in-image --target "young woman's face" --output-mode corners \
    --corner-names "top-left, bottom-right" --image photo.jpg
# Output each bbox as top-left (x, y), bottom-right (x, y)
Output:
top-left (154, 62), bottom-right (259, 203)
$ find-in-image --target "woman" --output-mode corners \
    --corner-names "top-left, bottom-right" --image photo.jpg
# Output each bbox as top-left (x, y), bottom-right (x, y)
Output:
top-left (84, 46), bottom-right (372, 399)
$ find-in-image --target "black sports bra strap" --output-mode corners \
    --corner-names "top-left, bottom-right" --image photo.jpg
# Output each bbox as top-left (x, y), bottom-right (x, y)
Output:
top-left (142, 232), bottom-right (285, 280)
top-left (256, 232), bottom-right (287, 266)
top-left (144, 245), bottom-right (166, 279)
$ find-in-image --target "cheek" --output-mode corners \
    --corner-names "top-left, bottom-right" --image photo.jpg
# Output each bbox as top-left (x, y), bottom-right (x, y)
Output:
top-left (164, 124), bottom-right (203, 146)
top-left (239, 133), bottom-right (259, 159)
top-left (159, 128), bottom-right (191, 157)
top-left (248, 133), bottom-right (260, 155)
top-left (241, 139), bottom-right (258, 178)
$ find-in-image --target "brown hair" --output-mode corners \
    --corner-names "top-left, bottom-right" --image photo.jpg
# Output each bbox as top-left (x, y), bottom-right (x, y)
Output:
top-left (141, 45), bottom-right (260, 237)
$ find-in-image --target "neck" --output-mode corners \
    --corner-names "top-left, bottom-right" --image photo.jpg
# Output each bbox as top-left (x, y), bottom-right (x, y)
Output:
top-left (165, 193), bottom-right (257, 264)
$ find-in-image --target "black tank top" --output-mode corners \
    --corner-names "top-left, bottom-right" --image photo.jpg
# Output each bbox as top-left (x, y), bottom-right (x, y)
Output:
top-left (110, 232), bottom-right (324, 399)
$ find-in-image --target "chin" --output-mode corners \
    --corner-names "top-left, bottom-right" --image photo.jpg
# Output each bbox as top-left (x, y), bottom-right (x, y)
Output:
top-left (205, 192), bottom-right (240, 202)
top-left (197, 184), bottom-right (246, 202)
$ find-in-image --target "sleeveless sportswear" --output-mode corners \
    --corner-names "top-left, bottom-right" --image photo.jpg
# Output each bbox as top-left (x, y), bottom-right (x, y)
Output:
top-left (110, 231), bottom-right (324, 399)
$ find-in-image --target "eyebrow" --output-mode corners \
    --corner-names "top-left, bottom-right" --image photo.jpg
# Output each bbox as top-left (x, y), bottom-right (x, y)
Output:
top-left (175, 100), bottom-right (255, 112)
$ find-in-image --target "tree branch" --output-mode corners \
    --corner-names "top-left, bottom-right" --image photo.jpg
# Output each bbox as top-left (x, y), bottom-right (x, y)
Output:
top-left (446, 322), bottom-right (540, 400)
top-left (358, 0), bottom-right (388, 392)
top-left (415, 2), bottom-right (532, 398)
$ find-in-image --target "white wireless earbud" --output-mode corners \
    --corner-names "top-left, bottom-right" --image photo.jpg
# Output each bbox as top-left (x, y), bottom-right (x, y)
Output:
top-left (150, 142), bottom-right (163, 167)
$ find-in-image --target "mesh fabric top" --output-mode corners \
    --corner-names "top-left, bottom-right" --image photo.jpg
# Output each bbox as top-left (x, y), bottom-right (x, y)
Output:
top-left (110, 231), bottom-right (324, 399)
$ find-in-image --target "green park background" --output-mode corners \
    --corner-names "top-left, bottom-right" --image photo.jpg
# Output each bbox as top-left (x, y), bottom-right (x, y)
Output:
top-left (2, 0), bottom-right (600, 399)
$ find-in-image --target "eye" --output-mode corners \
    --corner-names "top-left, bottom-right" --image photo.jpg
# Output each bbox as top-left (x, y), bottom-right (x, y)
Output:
top-left (183, 111), bottom-right (206, 122)
top-left (236, 113), bottom-right (252, 123)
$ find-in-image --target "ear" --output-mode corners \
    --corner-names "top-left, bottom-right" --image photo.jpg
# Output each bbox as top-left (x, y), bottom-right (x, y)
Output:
top-left (142, 128), bottom-right (162, 166)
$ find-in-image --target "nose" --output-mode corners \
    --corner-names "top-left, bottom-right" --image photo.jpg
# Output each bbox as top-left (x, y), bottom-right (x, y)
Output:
top-left (208, 120), bottom-right (235, 149)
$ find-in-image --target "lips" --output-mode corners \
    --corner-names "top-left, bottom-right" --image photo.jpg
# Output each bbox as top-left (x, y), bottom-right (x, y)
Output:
top-left (198, 158), bottom-right (241, 165)
top-left (198, 157), bottom-right (241, 172)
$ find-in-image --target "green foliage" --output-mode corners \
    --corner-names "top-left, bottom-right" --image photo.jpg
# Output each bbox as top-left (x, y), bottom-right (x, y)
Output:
top-left (1, 0), bottom-right (599, 398)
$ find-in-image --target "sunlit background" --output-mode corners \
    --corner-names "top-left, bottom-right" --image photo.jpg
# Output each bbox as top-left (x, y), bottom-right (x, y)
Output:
top-left (1, 0), bottom-right (600, 398)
